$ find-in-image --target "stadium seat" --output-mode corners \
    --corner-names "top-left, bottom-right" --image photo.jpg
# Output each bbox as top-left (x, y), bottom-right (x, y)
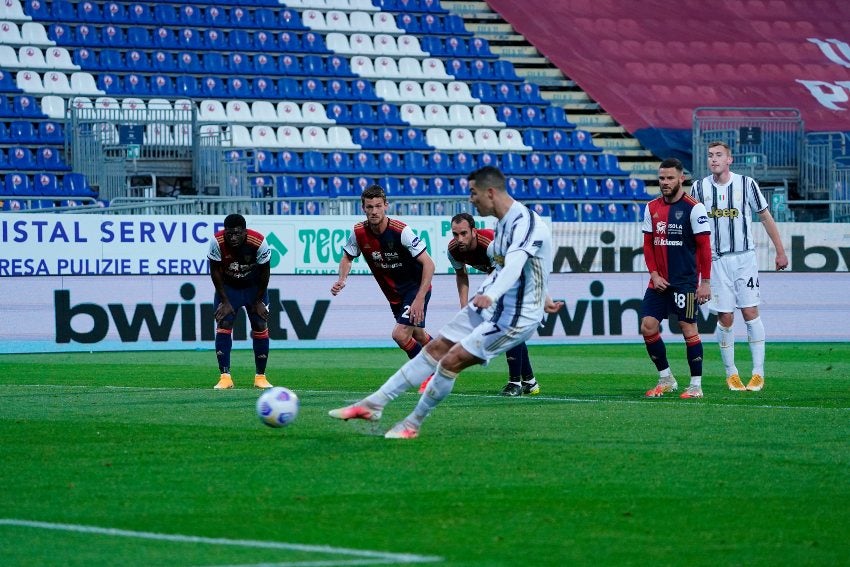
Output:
top-left (552, 177), bottom-right (579, 199)
top-left (277, 150), bottom-right (304, 173)
top-left (327, 151), bottom-right (353, 173)
top-left (574, 154), bottom-right (598, 175)
top-left (505, 177), bottom-right (527, 199)
top-left (579, 202), bottom-right (606, 222)
top-left (576, 177), bottom-right (601, 199)
top-left (626, 178), bottom-right (650, 200)
top-left (4, 172), bottom-right (31, 196)
top-left (527, 177), bottom-right (551, 199)
top-left (352, 151), bottom-right (378, 174)
top-left (428, 151), bottom-right (452, 175)
top-left (251, 125), bottom-right (280, 148)
top-left (426, 127), bottom-right (452, 150)
top-left (553, 203), bottom-right (578, 222)
top-left (525, 152), bottom-right (548, 175)
top-left (473, 128), bottom-right (500, 150)
top-left (550, 153), bottom-right (574, 175)
top-left (499, 129), bottom-right (532, 151)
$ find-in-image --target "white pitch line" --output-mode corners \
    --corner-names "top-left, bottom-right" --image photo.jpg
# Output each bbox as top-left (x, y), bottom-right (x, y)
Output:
top-left (0, 519), bottom-right (441, 566)
top-left (6, 384), bottom-right (850, 412)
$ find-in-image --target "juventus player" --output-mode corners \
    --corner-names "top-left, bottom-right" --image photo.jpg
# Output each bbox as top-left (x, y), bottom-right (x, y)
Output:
top-left (329, 166), bottom-right (562, 438)
top-left (692, 141), bottom-right (788, 392)
top-left (642, 158), bottom-right (712, 399)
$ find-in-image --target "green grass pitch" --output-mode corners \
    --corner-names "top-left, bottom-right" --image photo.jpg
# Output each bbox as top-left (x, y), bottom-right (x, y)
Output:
top-left (1, 343), bottom-right (849, 566)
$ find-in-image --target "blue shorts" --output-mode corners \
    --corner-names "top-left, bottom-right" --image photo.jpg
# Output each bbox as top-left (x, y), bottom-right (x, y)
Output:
top-left (215, 285), bottom-right (270, 326)
top-left (390, 288), bottom-right (431, 328)
top-left (641, 287), bottom-right (698, 324)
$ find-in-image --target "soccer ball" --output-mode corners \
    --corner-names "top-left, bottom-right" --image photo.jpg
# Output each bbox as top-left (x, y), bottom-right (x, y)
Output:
top-left (256, 387), bottom-right (299, 428)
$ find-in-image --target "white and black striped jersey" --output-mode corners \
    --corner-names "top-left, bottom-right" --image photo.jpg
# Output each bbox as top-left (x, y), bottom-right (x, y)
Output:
top-left (691, 172), bottom-right (768, 257)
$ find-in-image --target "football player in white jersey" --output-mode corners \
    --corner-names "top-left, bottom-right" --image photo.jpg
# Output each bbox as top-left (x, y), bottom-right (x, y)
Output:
top-left (691, 141), bottom-right (789, 392)
top-left (328, 166), bottom-right (563, 438)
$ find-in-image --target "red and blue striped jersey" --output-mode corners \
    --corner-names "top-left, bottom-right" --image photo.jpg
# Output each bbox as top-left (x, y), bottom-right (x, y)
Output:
top-left (641, 194), bottom-right (710, 289)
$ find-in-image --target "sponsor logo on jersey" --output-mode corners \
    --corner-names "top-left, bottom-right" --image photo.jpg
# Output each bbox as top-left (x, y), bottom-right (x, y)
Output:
top-left (708, 207), bottom-right (740, 218)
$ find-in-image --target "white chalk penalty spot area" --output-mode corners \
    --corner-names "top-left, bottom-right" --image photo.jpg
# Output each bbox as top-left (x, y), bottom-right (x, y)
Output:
top-left (0, 519), bottom-right (442, 566)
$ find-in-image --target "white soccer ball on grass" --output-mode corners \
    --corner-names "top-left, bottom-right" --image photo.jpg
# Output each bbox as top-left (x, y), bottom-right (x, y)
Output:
top-left (256, 387), bottom-right (299, 428)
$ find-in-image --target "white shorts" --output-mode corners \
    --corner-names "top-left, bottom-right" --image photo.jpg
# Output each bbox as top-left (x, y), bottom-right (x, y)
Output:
top-left (709, 250), bottom-right (762, 313)
top-left (439, 306), bottom-right (538, 364)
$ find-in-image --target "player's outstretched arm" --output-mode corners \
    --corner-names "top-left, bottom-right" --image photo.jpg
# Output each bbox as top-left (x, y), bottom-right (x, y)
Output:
top-left (331, 254), bottom-right (353, 296)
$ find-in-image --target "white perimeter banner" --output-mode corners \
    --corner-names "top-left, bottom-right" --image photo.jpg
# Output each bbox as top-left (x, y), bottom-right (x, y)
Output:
top-left (1, 214), bottom-right (850, 277)
top-left (1, 272), bottom-right (848, 353)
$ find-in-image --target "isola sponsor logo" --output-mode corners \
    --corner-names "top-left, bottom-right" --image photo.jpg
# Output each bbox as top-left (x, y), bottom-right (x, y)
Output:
top-left (708, 207), bottom-right (740, 218)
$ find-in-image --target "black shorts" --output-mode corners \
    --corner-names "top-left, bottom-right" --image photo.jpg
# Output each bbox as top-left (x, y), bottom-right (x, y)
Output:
top-left (390, 288), bottom-right (431, 328)
top-left (641, 287), bottom-right (698, 324)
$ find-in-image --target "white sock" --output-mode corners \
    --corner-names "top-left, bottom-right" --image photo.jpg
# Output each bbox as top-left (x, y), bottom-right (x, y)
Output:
top-left (364, 350), bottom-right (438, 410)
top-left (406, 363), bottom-right (457, 428)
top-left (746, 316), bottom-right (766, 377)
top-left (716, 323), bottom-right (739, 377)
top-left (659, 367), bottom-right (672, 380)
top-left (690, 376), bottom-right (702, 387)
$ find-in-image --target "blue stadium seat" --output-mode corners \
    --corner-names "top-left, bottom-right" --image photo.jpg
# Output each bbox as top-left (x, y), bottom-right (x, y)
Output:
top-left (525, 152), bottom-right (547, 175)
top-left (327, 102), bottom-right (349, 122)
top-left (97, 73), bottom-right (123, 94)
top-left (493, 60), bottom-right (519, 81)
top-left (522, 129), bottom-right (546, 150)
top-left (469, 59), bottom-right (494, 81)
top-left (152, 27), bottom-right (179, 49)
top-left (500, 152), bottom-right (525, 174)
top-left (428, 151), bottom-right (453, 175)
top-left (72, 48), bottom-right (98, 69)
top-left (527, 177), bottom-right (551, 200)
top-left (428, 176), bottom-right (453, 195)
top-left (252, 53), bottom-right (276, 75)
top-left (121, 74), bottom-right (148, 96)
top-left (350, 103), bottom-right (378, 125)
top-left (327, 151), bottom-right (353, 174)
top-left (553, 203), bottom-right (578, 222)
top-left (401, 128), bottom-right (428, 149)
top-left (127, 3), bottom-right (154, 25)
top-left (102, 2), bottom-right (128, 24)
top-left (402, 176), bottom-right (425, 196)
top-left (153, 4), bottom-right (178, 24)
top-left (352, 151), bottom-right (378, 174)
top-left (205, 29), bottom-right (228, 51)
top-left (598, 153), bottom-right (627, 175)
top-left (205, 5), bottom-right (226, 27)
top-left (277, 54), bottom-right (302, 76)
top-left (572, 129), bottom-right (597, 151)
top-left (303, 55), bottom-right (327, 77)
top-left (496, 105), bottom-right (522, 127)
top-left (453, 176), bottom-right (470, 195)
top-left (469, 37), bottom-right (493, 58)
top-left (250, 176), bottom-right (275, 200)
top-left (327, 55), bottom-right (353, 77)
top-left (625, 178), bottom-right (650, 200)
top-left (494, 83), bottom-right (520, 104)
top-left (202, 53), bottom-right (227, 74)
top-left (579, 202), bottom-right (606, 222)
top-left (278, 8), bottom-right (305, 30)
top-left (521, 106), bottom-right (545, 127)
top-left (420, 37), bottom-right (443, 55)
top-left (277, 151), bottom-right (303, 174)
top-left (48, 23), bottom-right (72, 44)
top-left (99, 49), bottom-right (124, 70)
top-left (252, 77), bottom-right (277, 99)
top-left (544, 106), bottom-right (576, 129)
top-left (33, 173), bottom-right (61, 196)
top-left (377, 151), bottom-right (403, 174)
top-left (64, 173), bottom-right (96, 197)
top-left (39, 121), bottom-right (64, 144)
top-left (5, 173), bottom-right (31, 196)
top-left (552, 177), bottom-right (579, 199)
top-left (301, 32), bottom-right (327, 53)
top-left (519, 83), bottom-right (546, 104)
top-left (276, 176), bottom-right (301, 198)
top-left (102, 25), bottom-right (127, 47)
top-left (604, 203), bottom-right (629, 222)
top-left (151, 75), bottom-right (176, 97)
top-left (576, 177), bottom-right (601, 199)
top-left (506, 177), bottom-right (527, 199)
top-left (302, 78), bottom-right (329, 100)
top-left (352, 176), bottom-right (373, 194)
top-left (377, 127), bottom-right (402, 149)
top-left (9, 121), bottom-right (37, 144)
top-left (75, 24), bottom-right (100, 46)
top-left (177, 28), bottom-right (204, 50)
top-left (477, 151), bottom-right (500, 170)
top-left (377, 103), bottom-right (403, 125)
top-left (353, 127), bottom-right (378, 149)
top-left (328, 175), bottom-right (352, 198)
top-left (302, 151), bottom-right (327, 173)
top-left (529, 203), bottom-right (552, 217)
top-left (151, 50), bottom-right (176, 72)
top-left (230, 6), bottom-right (255, 28)
top-left (254, 150), bottom-right (277, 173)
top-left (177, 4), bottom-right (204, 26)
top-left (574, 153), bottom-right (598, 175)
top-left (177, 52), bottom-right (201, 73)
top-left (601, 177), bottom-right (626, 199)
top-left (8, 147), bottom-right (35, 170)
top-left (407, 152), bottom-right (427, 173)
top-left (446, 58), bottom-right (470, 79)
top-left (350, 79), bottom-right (377, 100)
top-left (14, 96), bottom-right (42, 117)
top-left (548, 129), bottom-right (573, 152)
top-left (125, 50), bottom-right (150, 72)
top-left (277, 78), bottom-right (302, 99)
top-left (453, 151), bottom-right (476, 174)
top-left (228, 77), bottom-right (251, 99)
top-left (26, 0), bottom-right (52, 20)
top-left (302, 175), bottom-right (328, 197)
top-left (444, 36), bottom-right (470, 57)
top-left (550, 152), bottom-right (573, 175)
top-left (380, 176), bottom-right (401, 197)
top-left (278, 31), bottom-right (302, 53)
top-left (52, 0), bottom-right (75, 21)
